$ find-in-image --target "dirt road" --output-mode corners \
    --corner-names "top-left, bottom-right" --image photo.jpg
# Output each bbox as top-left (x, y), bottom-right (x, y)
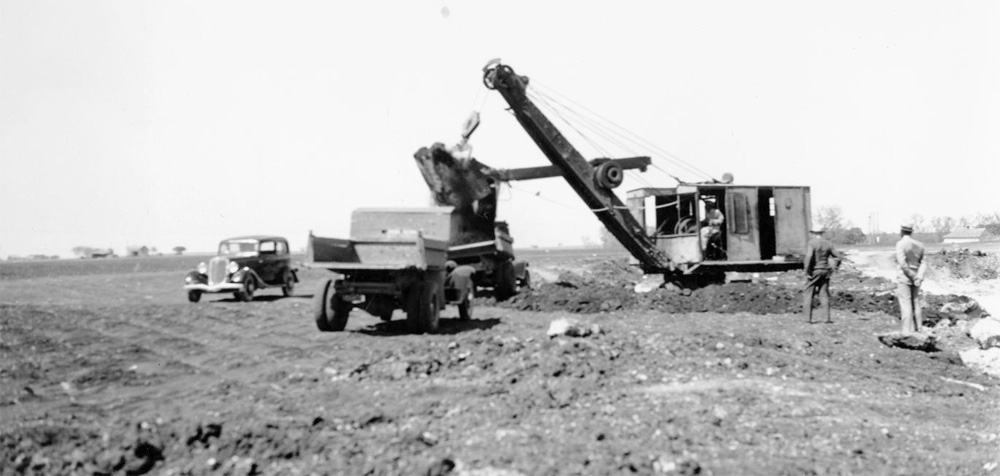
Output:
top-left (1, 255), bottom-right (998, 475)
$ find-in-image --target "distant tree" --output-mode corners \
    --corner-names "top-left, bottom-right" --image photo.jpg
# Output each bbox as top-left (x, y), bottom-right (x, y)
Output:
top-left (909, 214), bottom-right (927, 233)
top-left (71, 246), bottom-right (99, 258)
top-left (930, 216), bottom-right (955, 237)
top-left (840, 227), bottom-right (867, 245)
top-left (173, 246), bottom-right (186, 255)
top-left (814, 206), bottom-right (846, 233)
top-left (978, 212), bottom-right (1000, 235)
top-left (957, 214), bottom-right (976, 229)
top-left (580, 235), bottom-right (597, 248)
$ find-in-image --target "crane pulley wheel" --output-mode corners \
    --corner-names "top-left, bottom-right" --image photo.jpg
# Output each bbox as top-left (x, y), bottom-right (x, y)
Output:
top-left (483, 64), bottom-right (515, 90)
top-left (594, 161), bottom-right (624, 189)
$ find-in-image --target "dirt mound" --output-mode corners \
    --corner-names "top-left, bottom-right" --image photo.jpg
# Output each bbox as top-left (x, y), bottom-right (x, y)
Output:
top-left (496, 259), bottom-right (984, 325)
top-left (928, 248), bottom-right (999, 281)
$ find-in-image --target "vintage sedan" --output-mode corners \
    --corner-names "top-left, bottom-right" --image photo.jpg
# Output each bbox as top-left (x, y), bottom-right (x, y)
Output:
top-left (184, 235), bottom-right (298, 303)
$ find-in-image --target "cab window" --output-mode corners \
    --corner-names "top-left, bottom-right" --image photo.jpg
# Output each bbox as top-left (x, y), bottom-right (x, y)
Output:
top-left (276, 241), bottom-right (288, 255)
top-left (259, 241), bottom-right (276, 254)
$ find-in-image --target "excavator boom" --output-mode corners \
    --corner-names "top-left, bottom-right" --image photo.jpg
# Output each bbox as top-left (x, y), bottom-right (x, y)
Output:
top-left (482, 61), bottom-right (669, 271)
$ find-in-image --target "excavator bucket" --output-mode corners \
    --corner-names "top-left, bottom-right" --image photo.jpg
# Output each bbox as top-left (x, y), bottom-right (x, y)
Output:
top-left (413, 143), bottom-right (498, 245)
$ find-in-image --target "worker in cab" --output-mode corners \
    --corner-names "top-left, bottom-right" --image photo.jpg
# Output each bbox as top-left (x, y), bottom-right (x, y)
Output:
top-left (700, 201), bottom-right (725, 257)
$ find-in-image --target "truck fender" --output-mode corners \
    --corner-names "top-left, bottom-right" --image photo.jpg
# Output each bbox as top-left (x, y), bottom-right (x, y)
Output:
top-left (513, 261), bottom-right (529, 281)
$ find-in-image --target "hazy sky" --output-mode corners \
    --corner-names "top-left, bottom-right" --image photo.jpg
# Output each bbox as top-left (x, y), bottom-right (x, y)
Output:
top-left (2, 1), bottom-right (998, 258)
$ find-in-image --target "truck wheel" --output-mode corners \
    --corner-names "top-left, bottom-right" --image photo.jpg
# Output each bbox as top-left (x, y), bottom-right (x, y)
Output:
top-left (494, 260), bottom-right (516, 301)
top-left (419, 281), bottom-right (441, 333)
top-left (407, 282), bottom-right (440, 333)
top-left (281, 269), bottom-right (295, 297)
top-left (314, 279), bottom-right (352, 332)
top-left (236, 277), bottom-right (256, 302)
top-left (405, 286), bottom-right (421, 329)
top-left (187, 290), bottom-right (202, 303)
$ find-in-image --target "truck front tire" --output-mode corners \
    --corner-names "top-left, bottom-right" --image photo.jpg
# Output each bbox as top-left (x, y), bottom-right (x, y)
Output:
top-left (494, 260), bottom-right (517, 301)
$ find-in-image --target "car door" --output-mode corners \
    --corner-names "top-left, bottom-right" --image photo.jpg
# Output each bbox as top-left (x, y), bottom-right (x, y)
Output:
top-left (257, 240), bottom-right (279, 284)
top-left (274, 240), bottom-right (291, 281)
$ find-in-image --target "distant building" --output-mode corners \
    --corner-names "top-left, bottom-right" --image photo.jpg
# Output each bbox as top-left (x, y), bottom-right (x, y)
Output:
top-left (90, 248), bottom-right (115, 259)
top-left (943, 227), bottom-right (993, 244)
top-left (126, 246), bottom-right (150, 257)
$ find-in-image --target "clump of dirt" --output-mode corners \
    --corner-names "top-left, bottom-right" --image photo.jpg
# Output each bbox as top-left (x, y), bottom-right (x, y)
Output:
top-left (928, 248), bottom-right (999, 281)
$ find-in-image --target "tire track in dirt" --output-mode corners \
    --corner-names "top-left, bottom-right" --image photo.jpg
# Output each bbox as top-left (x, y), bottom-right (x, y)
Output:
top-left (68, 303), bottom-right (334, 386)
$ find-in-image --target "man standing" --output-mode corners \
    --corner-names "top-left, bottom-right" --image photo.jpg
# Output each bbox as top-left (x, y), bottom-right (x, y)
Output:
top-left (700, 201), bottom-right (725, 256)
top-left (895, 225), bottom-right (927, 333)
top-left (803, 226), bottom-right (841, 323)
top-left (445, 260), bottom-right (476, 321)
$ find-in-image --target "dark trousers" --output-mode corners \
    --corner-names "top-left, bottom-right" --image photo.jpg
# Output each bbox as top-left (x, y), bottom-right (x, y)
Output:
top-left (804, 269), bottom-right (832, 322)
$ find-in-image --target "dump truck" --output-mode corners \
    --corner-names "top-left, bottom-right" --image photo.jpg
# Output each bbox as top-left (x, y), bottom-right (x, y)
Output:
top-left (481, 60), bottom-right (812, 285)
top-left (307, 207), bottom-right (475, 334)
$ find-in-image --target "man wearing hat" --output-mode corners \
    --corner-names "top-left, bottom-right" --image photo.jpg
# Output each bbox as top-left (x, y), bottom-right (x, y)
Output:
top-left (803, 226), bottom-right (841, 323)
top-left (895, 225), bottom-right (927, 333)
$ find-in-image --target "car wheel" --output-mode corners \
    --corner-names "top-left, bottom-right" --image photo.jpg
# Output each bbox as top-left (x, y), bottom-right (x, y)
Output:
top-left (519, 270), bottom-right (531, 290)
top-left (281, 270), bottom-right (295, 297)
top-left (236, 277), bottom-right (256, 302)
top-left (187, 290), bottom-right (202, 303)
top-left (313, 278), bottom-right (351, 332)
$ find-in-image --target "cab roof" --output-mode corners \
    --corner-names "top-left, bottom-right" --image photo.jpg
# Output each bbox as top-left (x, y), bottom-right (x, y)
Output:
top-left (220, 235), bottom-right (287, 243)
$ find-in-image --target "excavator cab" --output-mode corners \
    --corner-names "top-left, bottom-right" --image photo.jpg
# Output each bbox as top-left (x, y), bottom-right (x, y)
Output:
top-left (627, 184), bottom-right (811, 273)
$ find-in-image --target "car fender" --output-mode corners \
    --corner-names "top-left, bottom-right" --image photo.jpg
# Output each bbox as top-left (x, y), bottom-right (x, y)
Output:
top-left (233, 268), bottom-right (265, 287)
top-left (185, 271), bottom-right (207, 286)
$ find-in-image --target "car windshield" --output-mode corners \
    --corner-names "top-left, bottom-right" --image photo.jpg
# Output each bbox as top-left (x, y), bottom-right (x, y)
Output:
top-left (219, 240), bottom-right (258, 256)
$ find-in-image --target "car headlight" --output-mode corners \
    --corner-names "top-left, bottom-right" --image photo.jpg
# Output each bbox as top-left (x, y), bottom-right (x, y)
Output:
top-left (197, 262), bottom-right (207, 274)
top-left (228, 261), bottom-right (240, 274)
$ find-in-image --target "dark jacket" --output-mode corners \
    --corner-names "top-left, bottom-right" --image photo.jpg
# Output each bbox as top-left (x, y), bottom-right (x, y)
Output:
top-left (804, 237), bottom-right (841, 275)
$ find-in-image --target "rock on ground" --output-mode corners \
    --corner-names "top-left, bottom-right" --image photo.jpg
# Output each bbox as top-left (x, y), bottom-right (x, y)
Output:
top-left (877, 332), bottom-right (938, 352)
top-left (960, 347), bottom-right (1000, 377)
top-left (969, 317), bottom-right (1000, 347)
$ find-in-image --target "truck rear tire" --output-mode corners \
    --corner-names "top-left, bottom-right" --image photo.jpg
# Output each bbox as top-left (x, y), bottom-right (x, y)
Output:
top-left (494, 260), bottom-right (516, 301)
top-left (314, 278), bottom-right (351, 332)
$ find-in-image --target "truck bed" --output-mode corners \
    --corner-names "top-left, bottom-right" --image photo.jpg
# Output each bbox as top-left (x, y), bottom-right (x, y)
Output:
top-left (306, 234), bottom-right (448, 271)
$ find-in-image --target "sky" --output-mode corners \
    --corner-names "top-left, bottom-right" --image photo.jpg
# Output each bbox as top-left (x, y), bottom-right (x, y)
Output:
top-left (1, 1), bottom-right (998, 258)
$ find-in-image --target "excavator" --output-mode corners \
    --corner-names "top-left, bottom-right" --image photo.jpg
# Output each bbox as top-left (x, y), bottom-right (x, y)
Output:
top-left (443, 60), bottom-right (812, 285)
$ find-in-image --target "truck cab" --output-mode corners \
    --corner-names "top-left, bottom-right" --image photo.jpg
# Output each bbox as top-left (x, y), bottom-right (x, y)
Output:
top-left (626, 184), bottom-right (811, 274)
